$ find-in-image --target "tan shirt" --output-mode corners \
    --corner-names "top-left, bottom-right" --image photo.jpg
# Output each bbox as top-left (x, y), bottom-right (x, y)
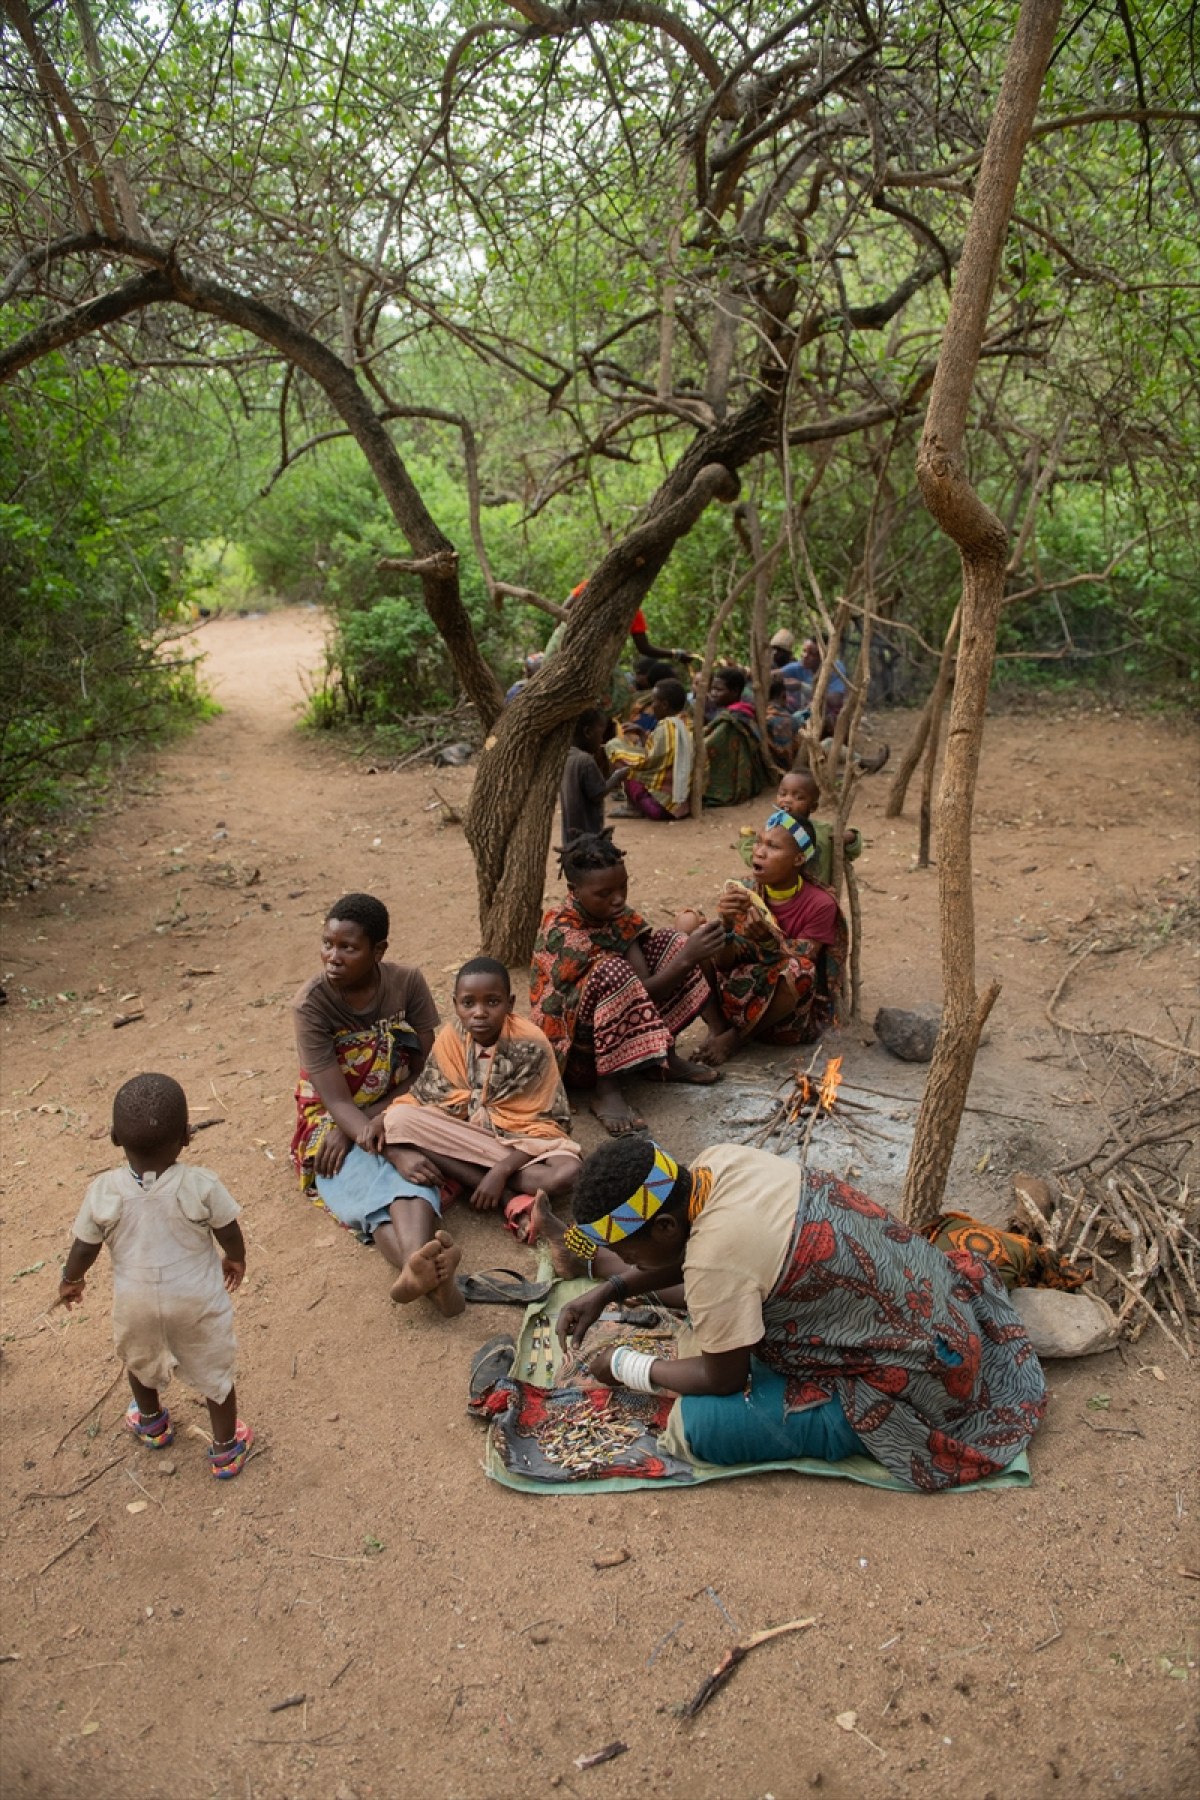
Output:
top-left (73, 1162), bottom-right (240, 1285)
top-left (682, 1143), bottom-right (800, 1354)
top-left (292, 962), bottom-right (439, 1074)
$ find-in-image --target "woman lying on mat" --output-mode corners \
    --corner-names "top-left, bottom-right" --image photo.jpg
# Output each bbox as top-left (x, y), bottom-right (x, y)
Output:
top-left (550, 1137), bottom-right (1046, 1491)
top-left (385, 957), bottom-right (582, 1243)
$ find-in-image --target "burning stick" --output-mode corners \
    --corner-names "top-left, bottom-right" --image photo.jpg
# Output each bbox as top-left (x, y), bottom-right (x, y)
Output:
top-left (680, 1617), bottom-right (816, 1718)
top-left (819, 1056), bottom-right (843, 1112)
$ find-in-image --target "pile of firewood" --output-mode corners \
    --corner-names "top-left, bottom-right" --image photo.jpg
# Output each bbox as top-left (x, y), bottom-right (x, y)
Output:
top-left (1019, 1054), bottom-right (1198, 1357)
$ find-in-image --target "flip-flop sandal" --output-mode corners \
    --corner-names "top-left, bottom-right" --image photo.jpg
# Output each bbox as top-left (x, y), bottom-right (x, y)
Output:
top-left (503, 1193), bottom-right (537, 1242)
top-left (469, 1335), bottom-right (516, 1402)
top-left (455, 1268), bottom-right (553, 1306)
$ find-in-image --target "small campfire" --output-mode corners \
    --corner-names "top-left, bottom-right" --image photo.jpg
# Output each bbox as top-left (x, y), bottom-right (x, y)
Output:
top-left (738, 1052), bottom-right (888, 1162)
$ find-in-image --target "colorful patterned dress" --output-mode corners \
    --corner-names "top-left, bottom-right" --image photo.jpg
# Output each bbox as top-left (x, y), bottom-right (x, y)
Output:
top-left (713, 877), bottom-right (847, 1044)
top-left (752, 1167), bottom-right (1047, 1490)
top-left (530, 901), bottom-right (709, 1085)
top-left (702, 707), bottom-right (773, 807)
top-left (290, 1016), bottom-right (420, 1191)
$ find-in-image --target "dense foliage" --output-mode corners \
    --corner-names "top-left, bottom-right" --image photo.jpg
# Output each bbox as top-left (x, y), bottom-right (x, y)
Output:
top-left (0, 352), bottom-right (211, 836)
top-left (1, 0), bottom-right (1197, 785)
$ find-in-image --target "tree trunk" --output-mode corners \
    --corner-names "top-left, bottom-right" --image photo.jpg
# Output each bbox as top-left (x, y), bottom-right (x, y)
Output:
top-left (885, 603), bottom-right (960, 817)
top-left (902, 0), bottom-right (1063, 1230)
top-left (916, 649), bottom-right (953, 867)
top-left (466, 460), bottom-right (744, 962)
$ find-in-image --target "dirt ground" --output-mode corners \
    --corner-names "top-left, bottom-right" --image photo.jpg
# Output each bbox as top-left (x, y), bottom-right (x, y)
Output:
top-left (1, 608), bottom-right (1197, 1800)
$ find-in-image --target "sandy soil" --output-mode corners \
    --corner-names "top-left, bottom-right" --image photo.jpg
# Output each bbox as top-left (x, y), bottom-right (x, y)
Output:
top-left (1, 608), bottom-right (1197, 1800)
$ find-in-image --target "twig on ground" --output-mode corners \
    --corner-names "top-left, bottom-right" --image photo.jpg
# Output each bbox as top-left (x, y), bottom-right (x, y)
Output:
top-left (36, 1518), bottom-right (99, 1576)
top-left (680, 1617), bottom-right (817, 1718)
top-left (53, 1371), bottom-right (125, 1456)
top-left (22, 1454), bottom-right (125, 1502)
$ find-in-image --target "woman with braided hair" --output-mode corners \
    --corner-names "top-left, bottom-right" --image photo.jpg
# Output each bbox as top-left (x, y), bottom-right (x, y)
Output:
top-left (529, 830), bottom-right (726, 1137)
top-left (550, 1136), bottom-right (1047, 1492)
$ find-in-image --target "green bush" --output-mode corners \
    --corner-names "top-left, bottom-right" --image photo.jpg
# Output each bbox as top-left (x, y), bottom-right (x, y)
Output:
top-left (0, 358), bottom-right (212, 840)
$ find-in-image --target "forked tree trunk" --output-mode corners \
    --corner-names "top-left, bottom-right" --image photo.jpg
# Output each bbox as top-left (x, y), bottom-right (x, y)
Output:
top-left (916, 649), bottom-right (954, 867)
top-left (467, 460), bottom-right (745, 962)
top-left (902, 0), bottom-right (1063, 1229)
top-left (885, 604), bottom-right (960, 817)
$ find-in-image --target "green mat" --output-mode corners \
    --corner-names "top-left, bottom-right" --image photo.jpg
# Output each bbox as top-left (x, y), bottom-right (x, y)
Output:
top-left (480, 1265), bottom-right (1032, 1497)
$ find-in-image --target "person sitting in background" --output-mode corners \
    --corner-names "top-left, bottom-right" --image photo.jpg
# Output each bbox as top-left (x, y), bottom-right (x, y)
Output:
top-left (505, 649), bottom-right (544, 704)
top-left (625, 658), bottom-right (678, 733)
top-left (561, 707), bottom-right (629, 842)
top-left (740, 769), bottom-right (862, 888)
top-left (765, 675), bottom-right (798, 772)
top-left (290, 893), bottom-right (462, 1315)
top-left (702, 666), bottom-right (772, 807)
top-left (697, 810), bottom-right (848, 1065)
top-left (606, 678), bottom-right (693, 821)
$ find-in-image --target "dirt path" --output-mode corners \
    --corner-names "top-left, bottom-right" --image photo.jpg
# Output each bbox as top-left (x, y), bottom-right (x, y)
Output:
top-left (1, 610), bottom-right (1197, 1800)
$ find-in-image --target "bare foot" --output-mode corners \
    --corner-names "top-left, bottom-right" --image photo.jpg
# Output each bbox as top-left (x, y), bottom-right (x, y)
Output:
top-left (664, 1047), bottom-right (724, 1086)
top-left (429, 1229), bottom-right (466, 1317)
top-left (588, 1095), bottom-right (646, 1137)
top-left (693, 1028), bottom-right (739, 1068)
top-left (588, 1078), bottom-right (645, 1137)
top-left (528, 1191), bottom-right (590, 1279)
top-left (389, 1230), bottom-right (465, 1315)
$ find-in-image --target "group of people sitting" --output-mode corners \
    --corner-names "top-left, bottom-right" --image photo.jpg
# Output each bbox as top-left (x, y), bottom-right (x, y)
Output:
top-left (287, 861), bottom-right (1047, 1491)
top-left (291, 768), bottom-right (851, 1297)
top-left (551, 632), bottom-right (886, 835)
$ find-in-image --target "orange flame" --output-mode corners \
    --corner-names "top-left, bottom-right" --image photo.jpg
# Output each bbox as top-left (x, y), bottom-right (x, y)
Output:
top-left (818, 1055), bottom-right (843, 1112)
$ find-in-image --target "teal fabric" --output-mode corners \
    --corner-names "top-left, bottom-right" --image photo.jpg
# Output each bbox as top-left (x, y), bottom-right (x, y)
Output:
top-left (480, 1262), bottom-right (1034, 1496)
top-left (680, 1361), bottom-right (864, 1466)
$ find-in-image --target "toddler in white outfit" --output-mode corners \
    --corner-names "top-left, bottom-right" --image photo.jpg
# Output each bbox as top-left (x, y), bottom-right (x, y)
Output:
top-left (59, 1072), bottom-right (254, 1479)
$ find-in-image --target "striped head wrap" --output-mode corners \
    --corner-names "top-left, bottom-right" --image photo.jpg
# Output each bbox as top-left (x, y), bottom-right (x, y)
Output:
top-left (563, 1143), bottom-right (679, 1260)
top-left (765, 808), bottom-right (816, 864)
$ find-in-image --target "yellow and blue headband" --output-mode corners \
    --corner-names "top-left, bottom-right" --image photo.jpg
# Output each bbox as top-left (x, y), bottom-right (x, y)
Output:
top-left (563, 1144), bottom-right (680, 1260)
top-left (765, 808), bottom-right (816, 864)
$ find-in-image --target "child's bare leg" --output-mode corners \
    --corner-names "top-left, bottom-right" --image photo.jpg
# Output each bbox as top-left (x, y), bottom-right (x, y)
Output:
top-left (695, 994), bottom-right (739, 1066)
top-left (511, 1156), bottom-right (579, 1201)
top-left (386, 1147), bottom-right (483, 1191)
top-left (207, 1385), bottom-right (238, 1448)
top-left (377, 1197), bottom-right (465, 1316)
top-left (128, 1372), bottom-right (162, 1418)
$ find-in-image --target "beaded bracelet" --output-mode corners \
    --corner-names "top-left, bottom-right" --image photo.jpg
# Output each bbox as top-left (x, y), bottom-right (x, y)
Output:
top-left (606, 1273), bottom-right (630, 1304)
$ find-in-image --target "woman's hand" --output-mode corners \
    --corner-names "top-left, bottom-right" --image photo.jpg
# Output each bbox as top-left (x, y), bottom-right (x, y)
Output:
top-left (356, 1113), bottom-right (389, 1154)
top-left (469, 1166), bottom-right (509, 1211)
top-left (314, 1124), bottom-right (352, 1179)
top-left (582, 1345), bottom-right (617, 1385)
top-left (684, 919), bottom-right (726, 966)
top-left (716, 889), bottom-right (749, 927)
top-left (222, 1258), bottom-right (246, 1293)
top-left (555, 1283), bottom-right (610, 1349)
top-left (57, 1276), bottom-right (86, 1309)
top-left (391, 1147), bottom-right (443, 1188)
